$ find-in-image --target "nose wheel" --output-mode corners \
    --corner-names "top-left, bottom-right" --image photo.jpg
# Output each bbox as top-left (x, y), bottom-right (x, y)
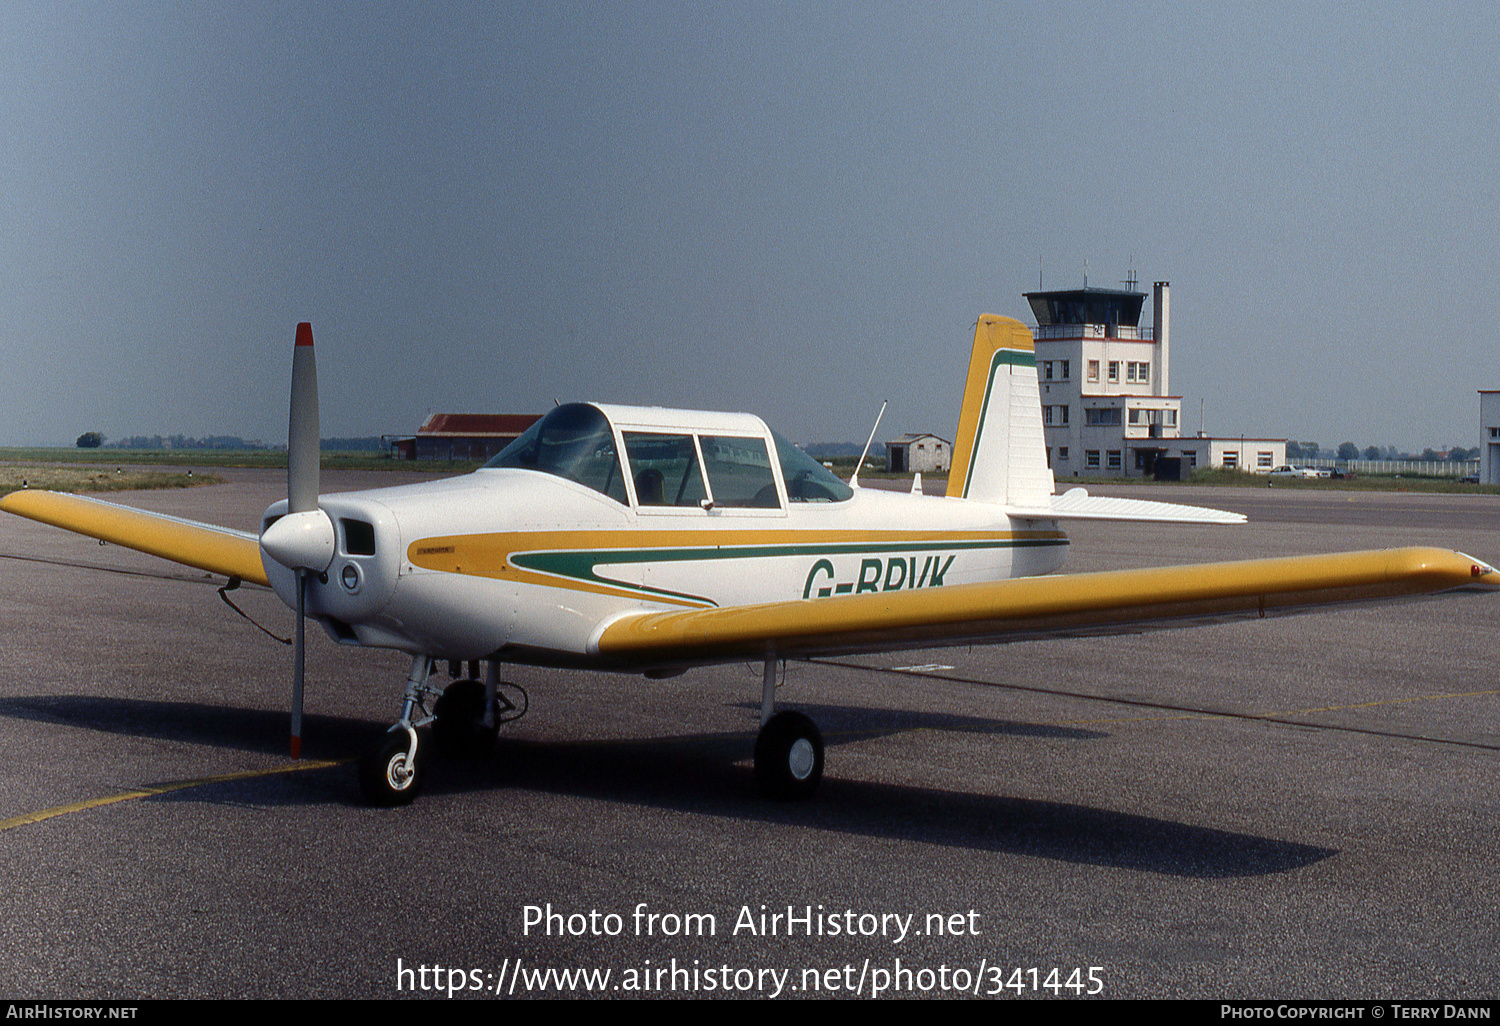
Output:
top-left (360, 727), bottom-right (424, 806)
top-left (359, 654), bottom-right (440, 807)
top-left (359, 655), bottom-right (530, 807)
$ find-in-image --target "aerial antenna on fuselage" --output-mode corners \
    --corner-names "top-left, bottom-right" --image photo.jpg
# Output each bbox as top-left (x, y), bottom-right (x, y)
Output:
top-left (849, 399), bottom-right (887, 489)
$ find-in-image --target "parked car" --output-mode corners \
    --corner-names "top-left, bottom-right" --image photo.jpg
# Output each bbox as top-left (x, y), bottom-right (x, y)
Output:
top-left (1460, 474), bottom-right (1480, 484)
top-left (1269, 465), bottom-right (1319, 479)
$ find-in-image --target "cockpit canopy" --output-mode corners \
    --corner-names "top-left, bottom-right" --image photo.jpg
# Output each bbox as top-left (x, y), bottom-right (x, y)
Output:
top-left (483, 402), bottom-right (853, 508)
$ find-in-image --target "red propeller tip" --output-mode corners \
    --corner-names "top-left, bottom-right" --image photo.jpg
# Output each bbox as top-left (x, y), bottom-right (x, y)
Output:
top-left (295, 322), bottom-right (314, 347)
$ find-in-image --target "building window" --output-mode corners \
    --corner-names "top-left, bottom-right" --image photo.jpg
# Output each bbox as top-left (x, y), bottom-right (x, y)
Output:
top-left (1087, 360), bottom-right (1099, 382)
top-left (1058, 446), bottom-right (1069, 461)
top-left (1127, 361), bottom-right (1151, 383)
top-left (1085, 450), bottom-right (1100, 469)
top-left (1182, 451), bottom-right (1198, 467)
top-left (1491, 427), bottom-right (1500, 439)
top-left (1257, 451), bottom-right (1274, 469)
top-left (1107, 361), bottom-right (1119, 382)
top-left (1223, 452), bottom-right (1239, 469)
top-left (1042, 361), bottom-right (1053, 380)
top-left (1107, 451), bottom-right (1122, 470)
top-left (1059, 360), bottom-right (1070, 380)
top-left (1059, 404), bottom-right (1069, 425)
top-left (1085, 408), bottom-right (1121, 426)
top-left (1043, 406), bottom-right (1054, 426)
top-left (1166, 410), bottom-right (1177, 426)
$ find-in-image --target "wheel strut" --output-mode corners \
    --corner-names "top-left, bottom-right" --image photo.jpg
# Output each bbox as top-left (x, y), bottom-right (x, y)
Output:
top-left (359, 654), bottom-right (437, 806)
top-left (752, 647), bottom-right (823, 800)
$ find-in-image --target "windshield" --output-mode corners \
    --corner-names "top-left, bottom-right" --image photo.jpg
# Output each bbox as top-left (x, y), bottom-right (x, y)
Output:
top-left (772, 431), bottom-right (853, 502)
top-left (484, 403), bottom-right (627, 504)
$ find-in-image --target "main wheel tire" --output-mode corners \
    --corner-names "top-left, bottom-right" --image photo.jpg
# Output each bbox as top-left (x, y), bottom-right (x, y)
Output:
top-left (432, 679), bottom-right (499, 756)
top-left (754, 711), bottom-right (824, 800)
top-left (359, 731), bottom-right (424, 806)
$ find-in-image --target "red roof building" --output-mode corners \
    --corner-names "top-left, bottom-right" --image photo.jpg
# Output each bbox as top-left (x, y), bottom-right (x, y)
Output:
top-left (412, 413), bottom-right (541, 461)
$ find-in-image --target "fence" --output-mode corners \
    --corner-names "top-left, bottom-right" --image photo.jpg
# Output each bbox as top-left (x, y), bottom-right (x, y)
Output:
top-left (1305, 458), bottom-right (1479, 477)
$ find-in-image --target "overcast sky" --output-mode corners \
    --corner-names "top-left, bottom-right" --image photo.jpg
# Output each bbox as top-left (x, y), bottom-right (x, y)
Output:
top-left (1, 1), bottom-right (1495, 451)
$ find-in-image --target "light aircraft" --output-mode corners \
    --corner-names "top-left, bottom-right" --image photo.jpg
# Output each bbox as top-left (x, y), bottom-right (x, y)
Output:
top-left (4, 317), bottom-right (1496, 806)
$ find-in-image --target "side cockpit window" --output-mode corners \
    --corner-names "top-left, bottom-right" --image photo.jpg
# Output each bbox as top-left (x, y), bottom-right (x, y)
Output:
top-left (623, 432), bottom-right (782, 509)
top-left (700, 435), bottom-right (779, 508)
top-left (622, 433), bottom-right (707, 507)
top-left (484, 404), bottom-right (627, 504)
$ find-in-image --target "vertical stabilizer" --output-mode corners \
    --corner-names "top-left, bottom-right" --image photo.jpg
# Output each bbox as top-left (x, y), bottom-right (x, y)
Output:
top-left (945, 315), bottom-right (1054, 506)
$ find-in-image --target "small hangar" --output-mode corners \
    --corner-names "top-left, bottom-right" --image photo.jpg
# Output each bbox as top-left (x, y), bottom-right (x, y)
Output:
top-left (886, 433), bottom-right (951, 474)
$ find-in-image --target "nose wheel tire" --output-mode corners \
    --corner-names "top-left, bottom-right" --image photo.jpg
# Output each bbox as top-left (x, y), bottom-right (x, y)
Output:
top-left (754, 711), bottom-right (824, 800)
top-left (360, 731), bottom-right (424, 806)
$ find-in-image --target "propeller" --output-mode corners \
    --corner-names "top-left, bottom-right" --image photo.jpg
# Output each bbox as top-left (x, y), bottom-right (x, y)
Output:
top-left (260, 322), bottom-right (335, 758)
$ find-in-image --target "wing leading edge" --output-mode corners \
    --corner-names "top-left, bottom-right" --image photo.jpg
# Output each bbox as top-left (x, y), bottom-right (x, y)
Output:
top-left (593, 547), bottom-right (1498, 667)
top-left (0, 490), bottom-right (269, 586)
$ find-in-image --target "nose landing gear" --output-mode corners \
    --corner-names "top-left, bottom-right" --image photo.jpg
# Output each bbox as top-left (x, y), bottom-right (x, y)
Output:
top-left (359, 655), bottom-right (528, 807)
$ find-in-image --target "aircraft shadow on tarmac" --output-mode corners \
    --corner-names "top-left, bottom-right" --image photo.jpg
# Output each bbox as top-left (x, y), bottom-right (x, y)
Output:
top-left (0, 694), bottom-right (1335, 878)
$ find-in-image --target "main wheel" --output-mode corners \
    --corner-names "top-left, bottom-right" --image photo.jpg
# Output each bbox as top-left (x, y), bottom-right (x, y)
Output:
top-left (754, 711), bottom-right (824, 800)
top-left (432, 679), bottom-right (499, 755)
top-left (359, 731), bottom-right (424, 806)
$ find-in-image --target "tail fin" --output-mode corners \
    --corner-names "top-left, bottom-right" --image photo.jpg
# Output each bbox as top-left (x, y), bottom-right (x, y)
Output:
top-left (945, 314), bottom-right (1054, 506)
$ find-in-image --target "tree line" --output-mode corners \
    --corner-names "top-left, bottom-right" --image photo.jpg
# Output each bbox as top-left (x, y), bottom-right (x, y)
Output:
top-left (1286, 441), bottom-right (1480, 462)
top-left (75, 433), bottom-right (386, 452)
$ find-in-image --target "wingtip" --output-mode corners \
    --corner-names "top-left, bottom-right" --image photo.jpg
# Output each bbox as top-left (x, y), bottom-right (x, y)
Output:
top-left (1457, 551), bottom-right (1500, 588)
top-left (295, 322), bottom-right (314, 347)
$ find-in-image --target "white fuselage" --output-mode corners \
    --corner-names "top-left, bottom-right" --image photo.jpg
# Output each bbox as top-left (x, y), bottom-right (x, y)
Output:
top-left (262, 469), bottom-right (1068, 667)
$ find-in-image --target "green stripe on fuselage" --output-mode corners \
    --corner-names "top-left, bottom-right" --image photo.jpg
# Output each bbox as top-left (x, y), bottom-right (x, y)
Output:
top-left (511, 535), bottom-right (1068, 607)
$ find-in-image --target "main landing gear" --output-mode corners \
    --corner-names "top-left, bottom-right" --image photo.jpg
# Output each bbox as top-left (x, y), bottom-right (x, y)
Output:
top-left (753, 650), bottom-right (824, 800)
top-left (359, 655), bottom-right (527, 807)
top-left (359, 651), bottom-right (821, 805)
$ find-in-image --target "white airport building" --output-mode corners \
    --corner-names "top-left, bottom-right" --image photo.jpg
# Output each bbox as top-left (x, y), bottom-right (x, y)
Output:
top-left (1481, 391), bottom-right (1500, 484)
top-left (1030, 279), bottom-right (1285, 478)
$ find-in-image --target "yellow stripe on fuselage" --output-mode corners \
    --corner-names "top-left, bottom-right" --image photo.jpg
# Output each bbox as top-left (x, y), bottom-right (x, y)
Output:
top-left (406, 528), bottom-right (1065, 607)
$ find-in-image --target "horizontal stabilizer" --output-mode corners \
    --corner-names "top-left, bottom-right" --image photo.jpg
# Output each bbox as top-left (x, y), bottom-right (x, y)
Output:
top-left (1005, 487), bottom-right (1245, 524)
top-left (0, 490), bottom-right (269, 586)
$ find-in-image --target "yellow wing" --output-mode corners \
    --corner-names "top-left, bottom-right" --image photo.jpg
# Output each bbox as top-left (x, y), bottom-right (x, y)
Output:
top-left (596, 547), bottom-right (1497, 667)
top-left (0, 490), bottom-right (269, 587)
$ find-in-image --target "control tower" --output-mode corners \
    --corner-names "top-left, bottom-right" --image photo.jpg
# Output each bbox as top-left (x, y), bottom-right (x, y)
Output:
top-left (1025, 280), bottom-right (1179, 476)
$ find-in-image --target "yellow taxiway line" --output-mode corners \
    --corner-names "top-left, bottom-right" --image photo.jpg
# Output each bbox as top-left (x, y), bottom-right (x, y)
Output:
top-left (0, 759), bottom-right (345, 832)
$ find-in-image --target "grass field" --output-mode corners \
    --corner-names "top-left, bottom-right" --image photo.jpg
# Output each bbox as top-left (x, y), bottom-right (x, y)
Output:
top-left (0, 466), bottom-right (221, 499)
